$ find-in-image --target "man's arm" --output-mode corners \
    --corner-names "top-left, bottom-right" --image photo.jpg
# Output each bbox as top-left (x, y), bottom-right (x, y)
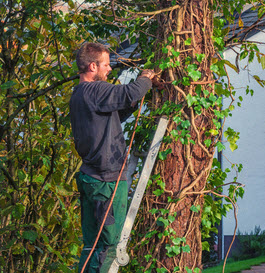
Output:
top-left (93, 70), bottom-right (155, 113)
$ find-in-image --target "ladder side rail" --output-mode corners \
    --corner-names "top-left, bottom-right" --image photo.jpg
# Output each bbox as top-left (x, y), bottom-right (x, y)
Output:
top-left (108, 116), bottom-right (168, 273)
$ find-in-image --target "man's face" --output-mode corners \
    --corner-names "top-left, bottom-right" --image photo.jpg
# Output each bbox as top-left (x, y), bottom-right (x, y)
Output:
top-left (93, 52), bottom-right (112, 81)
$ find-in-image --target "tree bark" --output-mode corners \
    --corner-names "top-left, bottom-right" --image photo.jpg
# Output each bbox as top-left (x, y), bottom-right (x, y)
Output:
top-left (133, 1), bottom-right (216, 272)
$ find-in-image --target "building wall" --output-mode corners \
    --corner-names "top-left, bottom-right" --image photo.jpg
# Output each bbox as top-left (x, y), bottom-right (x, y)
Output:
top-left (222, 31), bottom-right (265, 256)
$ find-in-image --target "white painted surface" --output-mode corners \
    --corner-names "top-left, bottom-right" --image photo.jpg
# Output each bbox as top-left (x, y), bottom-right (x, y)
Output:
top-left (222, 31), bottom-right (265, 236)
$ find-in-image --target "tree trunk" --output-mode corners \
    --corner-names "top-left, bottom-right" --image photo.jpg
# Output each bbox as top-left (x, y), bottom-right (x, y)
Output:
top-left (131, 1), bottom-right (216, 272)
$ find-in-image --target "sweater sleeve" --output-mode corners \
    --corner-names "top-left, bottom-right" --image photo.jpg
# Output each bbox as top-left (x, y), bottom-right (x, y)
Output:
top-left (94, 77), bottom-right (152, 113)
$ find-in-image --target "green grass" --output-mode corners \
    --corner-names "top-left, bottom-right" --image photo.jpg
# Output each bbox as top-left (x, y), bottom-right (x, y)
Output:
top-left (203, 256), bottom-right (265, 273)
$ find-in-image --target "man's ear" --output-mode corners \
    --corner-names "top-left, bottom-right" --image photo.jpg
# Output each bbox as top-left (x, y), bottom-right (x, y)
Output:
top-left (89, 62), bottom-right (97, 72)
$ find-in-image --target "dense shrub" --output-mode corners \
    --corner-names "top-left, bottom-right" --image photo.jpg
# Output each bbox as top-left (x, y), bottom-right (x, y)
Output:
top-left (232, 226), bottom-right (265, 261)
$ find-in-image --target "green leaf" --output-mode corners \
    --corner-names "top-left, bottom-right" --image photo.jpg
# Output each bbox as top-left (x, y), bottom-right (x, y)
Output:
top-left (22, 230), bottom-right (38, 243)
top-left (216, 141), bottom-right (225, 152)
top-left (202, 219), bottom-right (212, 228)
top-left (195, 85), bottom-right (202, 95)
top-left (181, 120), bottom-right (190, 129)
top-left (253, 75), bottom-right (265, 87)
top-left (172, 245), bottom-right (181, 255)
top-left (210, 64), bottom-right (219, 73)
top-left (189, 70), bottom-right (201, 81)
top-left (172, 237), bottom-right (181, 245)
top-left (171, 129), bottom-right (179, 138)
top-left (185, 267), bottom-right (193, 273)
top-left (1, 81), bottom-right (16, 90)
top-left (209, 93), bottom-right (217, 102)
top-left (187, 64), bottom-right (197, 72)
top-left (168, 215), bottom-right (175, 223)
top-left (168, 35), bottom-right (174, 42)
top-left (182, 245), bottom-right (191, 253)
top-left (157, 217), bottom-right (169, 227)
top-left (261, 56), bottom-right (265, 70)
top-left (203, 89), bottom-right (209, 96)
top-left (204, 139), bottom-right (211, 147)
top-left (182, 77), bottom-right (190, 86)
top-left (224, 127), bottom-right (240, 152)
top-left (171, 48), bottom-right (180, 57)
top-left (229, 143), bottom-right (238, 152)
top-left (156, 268), bottom-right (168, 273)
top-left (150, 208), bottom-right (159, 215)
top-left (53, 71), bottom-right (64, 81)
top-left (12, 242), bottom-right (25, 255)
top-left (240, 50), bottom-right (248, 60)
top-left (69, 243), bottom-right (79, 255)
top-left (159, 208), bottom-right (168, 215)
top-left (224, 60), bottom-right (239, 73)
top-left (209, 129), bottom-right (219, 136)
top-left (190, 205), bottom-right (201, 213)
top-left (145, 230), bottom-right (157, 239)
top-left (186, 94), bottom-right (197, 107)
top-left (173, 116), bottom-right (182, 124)
top-left (162, 47), bottom-right (168, 54)
top-left (33, 21), bottom-right (41, 28)
top-left (145, 254), bottom-right (152, 262)
top-left (131, 36), bottom-right (136, 44)
top-left (202, 241), bottom-right (210, 251)
top-left (184, 38), bottom-right (191, 45)
top-left (196, 53), bottom-right (205, 63)
top-left (194, 268), bottom-right (200, 273)
top-left (153, 189), bottom-right (164, 196)
top-left (158, 148), bottom-right (172, 160)
top-left (204, 206), bottom-right (212, 213)
top-left (12, 204), bottom-right (25, 219)
top-left (200, 98), bottom-right (211, 109)
top-left (18, 170), bottom-right (26, 181)
top-left (68, 0), bottom-right (75, 9)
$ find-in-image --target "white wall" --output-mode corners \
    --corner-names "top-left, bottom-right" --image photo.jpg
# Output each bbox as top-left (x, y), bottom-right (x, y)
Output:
top-left (222, 31), bottom-right (265, 236)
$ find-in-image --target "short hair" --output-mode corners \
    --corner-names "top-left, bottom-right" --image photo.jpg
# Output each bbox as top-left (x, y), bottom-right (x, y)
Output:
top-left (76, 42), bottom-right (110, 74)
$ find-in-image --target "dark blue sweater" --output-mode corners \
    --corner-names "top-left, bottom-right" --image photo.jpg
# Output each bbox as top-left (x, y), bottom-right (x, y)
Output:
top-left (70, 77), bottom-right (152, 182)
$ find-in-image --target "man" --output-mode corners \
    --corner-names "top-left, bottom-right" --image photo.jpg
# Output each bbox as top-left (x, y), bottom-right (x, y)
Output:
top-left (70, 42), bottom-right (155, 273)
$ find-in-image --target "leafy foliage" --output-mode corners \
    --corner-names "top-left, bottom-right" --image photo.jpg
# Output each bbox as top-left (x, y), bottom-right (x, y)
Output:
top-left (232, 226), bottom-right (265, 261)
top-left (0, 1), bottom-right (84, 271)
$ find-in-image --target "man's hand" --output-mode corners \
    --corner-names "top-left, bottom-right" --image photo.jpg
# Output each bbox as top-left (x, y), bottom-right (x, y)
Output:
top-left (140, 69), bottom-right (155, 80)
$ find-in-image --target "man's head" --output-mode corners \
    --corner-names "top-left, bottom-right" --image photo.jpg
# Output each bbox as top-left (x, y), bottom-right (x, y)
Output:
top-left (76, 42), bottom-right (112, 81)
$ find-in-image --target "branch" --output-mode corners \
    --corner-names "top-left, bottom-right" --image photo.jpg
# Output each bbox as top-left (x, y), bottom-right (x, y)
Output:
top-left (36, 144), bottom-right (56, 201)
top-left (225, 12), bottom-right (265, 45)
top-left (50, 0), bottom-right (66, 80)
top-left (111, 0), bottom-right (180, 22)
top-left (0, 165), bottom-right (19, 191)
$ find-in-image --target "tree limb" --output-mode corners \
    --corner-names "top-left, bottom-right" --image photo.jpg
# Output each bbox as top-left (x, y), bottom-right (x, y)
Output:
top-left (0, 165), bottom-right (19, 191)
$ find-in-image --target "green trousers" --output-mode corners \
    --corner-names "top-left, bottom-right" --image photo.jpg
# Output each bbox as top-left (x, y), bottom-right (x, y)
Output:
top-left (76, 172), bottom-right (127, 273)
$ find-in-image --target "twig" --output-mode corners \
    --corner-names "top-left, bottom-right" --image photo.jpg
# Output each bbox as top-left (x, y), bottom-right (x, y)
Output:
top-left (50, 0), bottom-right (66, 80)
top-left (0, 165), bottom-right (18, 190)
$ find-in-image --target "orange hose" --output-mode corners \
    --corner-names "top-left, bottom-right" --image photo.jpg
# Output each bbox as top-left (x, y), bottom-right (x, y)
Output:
top-left (80, 96), bottom-right (145, 273)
